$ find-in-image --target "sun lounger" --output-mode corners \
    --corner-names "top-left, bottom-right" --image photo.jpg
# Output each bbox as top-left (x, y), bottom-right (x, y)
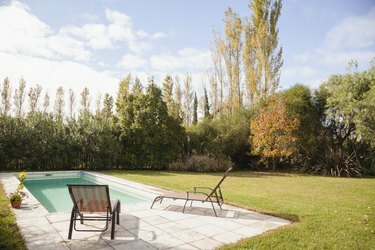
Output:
top-left (67, 184), bottom-right (121, 239)
top-left (151, 167), bottom-right (232, 216)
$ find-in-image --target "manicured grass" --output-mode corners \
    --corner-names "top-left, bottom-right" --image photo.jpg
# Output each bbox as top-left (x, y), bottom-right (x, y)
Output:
top-left (0, 183), bottom-right (26, 250)
top-left (103, 170), bottom-right (375, 249)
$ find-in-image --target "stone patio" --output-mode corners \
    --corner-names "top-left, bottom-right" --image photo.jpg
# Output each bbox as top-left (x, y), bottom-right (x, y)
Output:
top-left (0, 172), bottom-right (290, 249)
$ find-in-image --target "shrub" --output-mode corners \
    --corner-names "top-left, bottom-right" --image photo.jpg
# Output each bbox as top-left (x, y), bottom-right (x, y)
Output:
top-left (168, 155), bottom-right (232, 172)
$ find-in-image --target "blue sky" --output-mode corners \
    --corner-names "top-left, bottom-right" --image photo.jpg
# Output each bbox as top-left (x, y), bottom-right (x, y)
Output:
top-left (0, 0), bottom-right (374, 104)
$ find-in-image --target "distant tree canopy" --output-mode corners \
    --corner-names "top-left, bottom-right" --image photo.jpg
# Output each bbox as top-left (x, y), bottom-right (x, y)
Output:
top-left (310, 65), bottom-right (375, 176)
top-left (116, 82), bottom-right (184, 168)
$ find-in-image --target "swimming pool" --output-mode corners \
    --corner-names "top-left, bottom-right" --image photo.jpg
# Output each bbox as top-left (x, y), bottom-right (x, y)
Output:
top-left (24, 171), bottom-right (156, 213)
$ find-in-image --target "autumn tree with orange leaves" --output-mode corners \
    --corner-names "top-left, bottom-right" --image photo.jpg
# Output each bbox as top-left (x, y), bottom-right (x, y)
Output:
top-left (250, 94), bottom-right (299, 170)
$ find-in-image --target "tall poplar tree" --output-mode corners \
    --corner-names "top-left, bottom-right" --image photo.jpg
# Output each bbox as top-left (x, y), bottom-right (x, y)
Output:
top-left (162, 75), bottom-right (174, 110)
top-left (68, 88), bottom-right (76, 119)
top-left (183, 73), bottom-right (194, 126)
top-left (95, 93), bottom-right (102, 117)
top-left (14, 78), bottom-right (26, 117)
top-left (244, 0), bottom-right (283, 102)
top-left (132, 77), bottom-right (143, 95)
top-left (43, 91), bottom-right (50, 113)
top-left (80, 87), bottom-right (91, 117)
top-left (54, 87), bottom-right (65, 122)
top-left (102, 93), bottom-right (113, 122)
top-left (211, 30), bottom-right (226, 116)
top-left (222, 8), bottom-right (243, 112)
top-left (28, 84), bottom-right (42, 113)
top-left (203, 87), bottom-right (210, 118)
top-left (116, 74), bottom-right (131, 114)
top-left (173, 76), bottom-right (183, 121)
top-left (1, 77), bottom-right (11, 116)
top-left (193, 92), bottom-right (198, 124)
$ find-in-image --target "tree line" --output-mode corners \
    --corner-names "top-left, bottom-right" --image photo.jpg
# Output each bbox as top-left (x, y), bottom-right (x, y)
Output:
top-left (1, 62), bottom-right (374, 176)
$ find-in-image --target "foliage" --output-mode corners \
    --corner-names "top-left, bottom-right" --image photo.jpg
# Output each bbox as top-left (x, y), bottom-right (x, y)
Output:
top-left (282, 84), bottom-right (319, 168)
top-left (307, 66), bottom-right (375, 177)
top-left (192, 92), bottom-right (198, 124)
top-left (203, 87), bottom-right (210, 118)
top-left (187, 109), bottom-right (252, 167)
top-left (1, 61), bottom-right (374, 176)
top-left (0, 184), bottom-right (27, 250)
top-left (167, 155), bottom-right (232, 172)
top-left (250, 94), bottom-right (299, 169)
top-left (116, 83), bottom-right (185, 168)
top-left (8, 193), bottom-right (21, 202)
top-left (243, 0), bottom-right (283, 105)
top-left (8, 171), bottom-right (28, 202)
top-left (182, 73), bottom-right (193, 125)
top-left (1, 77), bottom-right (12, 116)
top-left (222, 7), bottom-right (243, 111)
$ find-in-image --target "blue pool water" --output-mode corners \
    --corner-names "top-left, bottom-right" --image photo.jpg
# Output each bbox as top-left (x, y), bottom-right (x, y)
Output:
top-left (24, 175), bottom-right (149, 212)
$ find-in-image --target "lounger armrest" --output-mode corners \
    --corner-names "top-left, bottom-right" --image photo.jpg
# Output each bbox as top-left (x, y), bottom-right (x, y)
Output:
top-left (193, 187), bottom-right (213, 192)
top-left (187, 191), bottom-right (210, 198)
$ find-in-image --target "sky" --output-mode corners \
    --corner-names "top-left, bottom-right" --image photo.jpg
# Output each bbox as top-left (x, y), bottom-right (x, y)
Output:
top-left (0, 0), bottom-right (374, 106)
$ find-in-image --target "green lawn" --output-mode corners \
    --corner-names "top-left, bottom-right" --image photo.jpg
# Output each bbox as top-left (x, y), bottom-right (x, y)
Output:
top-left (103, 170), bottom-right (375, 249)
top-left (0, 183), bottom-right (26, 250)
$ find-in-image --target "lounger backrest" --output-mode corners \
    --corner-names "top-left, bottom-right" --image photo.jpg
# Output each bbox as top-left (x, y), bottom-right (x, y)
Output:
top-left (67, 185), bottom-right (111, 213)
top-left (208, 167), bottom-right (233, 198)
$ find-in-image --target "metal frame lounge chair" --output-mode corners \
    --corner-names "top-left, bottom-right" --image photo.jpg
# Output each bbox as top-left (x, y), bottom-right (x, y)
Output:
top-left (67, 184), bottom-right (121, 240)
top-left (151, 167), bottom-right (232, 216)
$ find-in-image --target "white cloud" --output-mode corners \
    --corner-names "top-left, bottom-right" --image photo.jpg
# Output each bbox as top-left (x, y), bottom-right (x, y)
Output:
top-left (150, 48), bottom-right (210, 72)
top-left (295, 48), bottom-right (375, 67)
top-left (291, 6), bottom-right (375, 89)
top-left (116, 48), bottom-right (211, 96)
top-left (117, 45), bottom-right (211, 74)
top-left (47, 35), bottom-right (91, 61)
top-left (150, 32), bottom-right (167, 40)
top-left (60, 9), bottom-right (158, 52)
top-left (295, 7), bottom-right (375, 67)
top-left (61, 24), bottom-right (116, 49)
top-left (136, 30), bottom-right (167, 41)
top-left (105, 9), bottom-right (131, 26)
top-left (324, 8), bottom-right (375, 50)
top-left (1, 0), bottom-right (209, 104)
top-left (281, 66), bottom-right (324, 89)
top-left (321, 50), bottom-right (375, 66)
top-left (0, 1), bottom-right (91, 61)
top-left (136, 30), bottom-right (149, 38)
top-left (0, 51), bottom-right (119, 107)
top-left (117, 54), bottom-right (148, 69)
top-left (128, 41), bottom-right (152, 54)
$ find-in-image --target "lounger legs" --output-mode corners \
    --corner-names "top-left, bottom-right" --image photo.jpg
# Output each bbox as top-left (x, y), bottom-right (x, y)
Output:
top-left (68, 208), bottom-right (75, 240)
top-left (151, 196), bottom-right (159, 209)
top-left (111, 212), bottom-right (116, 239)
top-left (183, 199), bottom-right (189, 213)
top-left (116, 202), bottom-right (120, 225)
top-left (151, 196), bottom-right (166, 209)
top-left (68, 202), bottom-right (121, 240)
top-left (210, 201), bottom-right (217, 217)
